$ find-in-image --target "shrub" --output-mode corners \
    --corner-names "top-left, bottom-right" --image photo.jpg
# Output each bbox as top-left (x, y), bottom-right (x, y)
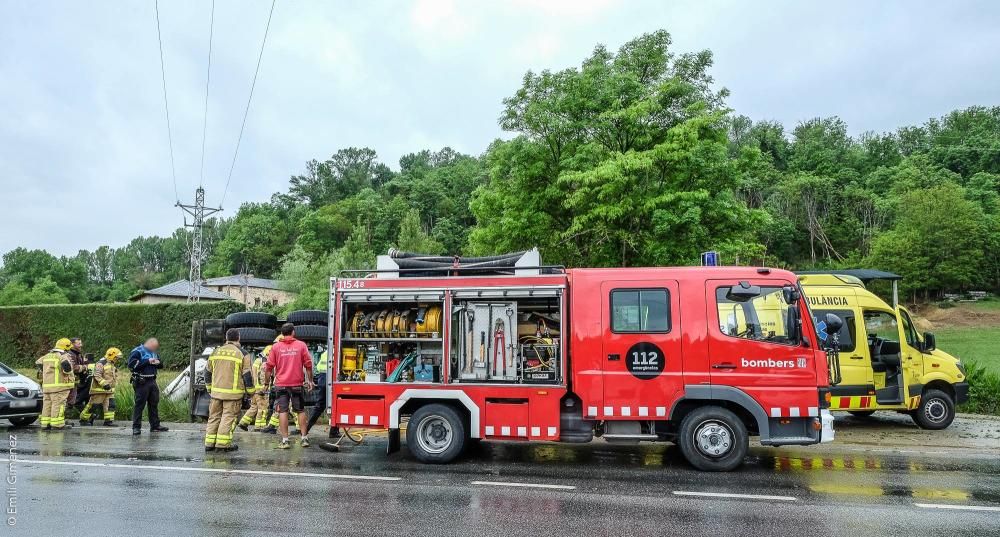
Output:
top-left (0, 302), bottom-right (242, 369)
top-left (959, 360), bottom-right (1000, 415)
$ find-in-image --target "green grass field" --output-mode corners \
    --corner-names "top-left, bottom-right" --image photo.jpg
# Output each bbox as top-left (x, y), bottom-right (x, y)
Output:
top-left (935, 327), bottom-right (1000, 374)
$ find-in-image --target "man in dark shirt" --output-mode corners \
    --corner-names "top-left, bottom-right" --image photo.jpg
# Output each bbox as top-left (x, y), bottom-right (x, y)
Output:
top-left (127, 338), bottom-right (170, 435)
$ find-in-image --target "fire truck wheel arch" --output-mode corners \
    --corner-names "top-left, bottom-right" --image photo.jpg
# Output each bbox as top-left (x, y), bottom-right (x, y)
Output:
top-left (670, 386), bottom-right (771, 441)
top-left (389, 389), bottom-right (482, 438)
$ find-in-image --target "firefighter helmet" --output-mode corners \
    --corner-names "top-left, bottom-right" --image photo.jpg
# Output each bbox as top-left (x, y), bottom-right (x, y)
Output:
top-left (55, 338), bottom-right (73, 351)
top-left (105, 347), bottom-right (123, 362)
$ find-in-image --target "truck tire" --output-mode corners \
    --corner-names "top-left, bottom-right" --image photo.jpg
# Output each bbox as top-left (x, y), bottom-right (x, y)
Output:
top-left (292, 324), bottom-right (328, 343)
top-left (8, 416), bottom-right (38, 427)
top-left (287, 310), bottom-right (328, 326)
top-left (849, 410), bottom-right (876, 418)
top-left (235, 327), bottom-right (277, 346)
top-left (406, 403), bottom-right (466, 464)
top-left (677, 406), bottom-right (748, 472)
top-left (911, 389), bottom-right (955, 430)
top-left (225, 312), bottom-right (277, 329)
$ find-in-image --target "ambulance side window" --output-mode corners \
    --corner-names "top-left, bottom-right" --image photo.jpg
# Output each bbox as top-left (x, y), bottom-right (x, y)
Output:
top-left (813, 309), bottom-right (856, 352)
top-left (611, 289), bottom-right (670, 333)
top-left (900, 311), bottom-right (919, 347)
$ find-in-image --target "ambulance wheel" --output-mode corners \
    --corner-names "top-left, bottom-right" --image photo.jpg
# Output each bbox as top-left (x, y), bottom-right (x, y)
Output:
top-left (406, 404), bottom-right (466, 464)
top-left (912, 389), bottom-right (955, 430)
top-left (677, 406), bottom-right (748, 472)
top-left (849, 410), bottom-right (876, 418)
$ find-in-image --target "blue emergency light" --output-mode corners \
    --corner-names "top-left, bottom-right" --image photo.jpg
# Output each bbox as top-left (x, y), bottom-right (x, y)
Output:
top-left (701, 251), bottom-right (719, 266)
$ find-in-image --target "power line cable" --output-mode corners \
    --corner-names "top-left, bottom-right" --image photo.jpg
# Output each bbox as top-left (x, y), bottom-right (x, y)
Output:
top-left (220, 0), bottom-right (276, 210)
top-left (154, 0), bottom-right (180, 202)
top-left (198, 0), bottom-right (216, 189)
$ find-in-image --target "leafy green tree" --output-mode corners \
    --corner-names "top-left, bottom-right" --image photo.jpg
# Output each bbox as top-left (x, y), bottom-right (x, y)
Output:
top-left (396, 209), bottom-right (443, 254)
top-left (471, 30), bottom-right (760, 267)
top-left (868, 183), bottom-right (984, 298)
top-left (208, 203), bottom-right (295, 277)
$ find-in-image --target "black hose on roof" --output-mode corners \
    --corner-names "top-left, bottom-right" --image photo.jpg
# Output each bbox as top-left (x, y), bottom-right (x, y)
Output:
top-left (388, 249), bottom-right (528, 263)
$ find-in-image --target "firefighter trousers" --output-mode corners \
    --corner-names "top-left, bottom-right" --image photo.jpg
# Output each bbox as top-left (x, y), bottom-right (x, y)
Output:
top-left (205, 398), bottom-right (242, 448)
top-left (41, 390), bottom-right (70, 429)
top-left (81, 393), bottom-right (115, 423)
top-left (239, 393), bottom-right (268, 429)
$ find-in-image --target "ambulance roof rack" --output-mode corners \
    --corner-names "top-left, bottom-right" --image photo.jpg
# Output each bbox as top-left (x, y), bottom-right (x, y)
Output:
top-left (797, 268), bottom-right (902, 308)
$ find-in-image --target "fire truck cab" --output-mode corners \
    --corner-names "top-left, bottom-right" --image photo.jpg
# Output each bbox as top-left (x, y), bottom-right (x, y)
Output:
top-left (328, 252), bottom-right (836, 471)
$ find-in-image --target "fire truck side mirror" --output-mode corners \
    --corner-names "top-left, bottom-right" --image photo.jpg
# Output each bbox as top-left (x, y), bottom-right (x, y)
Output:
top-left (726, 282), bottom-right (761, 302)
top-left (823, 313), bottom-right (844, 336)
top-left (781, 285), bottom-right (800, 304)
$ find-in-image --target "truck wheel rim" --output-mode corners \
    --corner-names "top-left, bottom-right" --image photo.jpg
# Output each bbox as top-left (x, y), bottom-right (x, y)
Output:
top-left (693, 420), bottom-right (733, 458)
top-left (924, 399), bottom-right (947, 423)
top-left (416, 415), bottom-right (452, 454)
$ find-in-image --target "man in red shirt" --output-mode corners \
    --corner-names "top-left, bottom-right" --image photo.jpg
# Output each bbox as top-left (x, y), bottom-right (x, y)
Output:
top-left (264, 323), bottom-right (315, 449)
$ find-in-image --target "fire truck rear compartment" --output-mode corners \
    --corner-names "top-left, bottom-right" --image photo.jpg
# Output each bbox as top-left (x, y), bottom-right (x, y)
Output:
top-left (337, 293), bottom-right (563, 387)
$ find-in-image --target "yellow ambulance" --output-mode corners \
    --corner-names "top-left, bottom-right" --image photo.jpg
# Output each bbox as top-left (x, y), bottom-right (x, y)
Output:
top-left (798, 271), bottom-right (969, 429)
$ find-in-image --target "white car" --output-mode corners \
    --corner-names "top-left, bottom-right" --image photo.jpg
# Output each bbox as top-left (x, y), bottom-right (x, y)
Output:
top-left (0, 361), bottom-right (43, 427)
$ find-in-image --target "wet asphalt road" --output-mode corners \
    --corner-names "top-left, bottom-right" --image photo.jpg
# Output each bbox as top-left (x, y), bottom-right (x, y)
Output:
top-left (5, 420), bottom-right (1000, 536)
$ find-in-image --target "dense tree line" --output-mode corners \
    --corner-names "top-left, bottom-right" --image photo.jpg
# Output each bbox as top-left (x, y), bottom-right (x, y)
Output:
top-left (2, 29), bottom-right (997, 309)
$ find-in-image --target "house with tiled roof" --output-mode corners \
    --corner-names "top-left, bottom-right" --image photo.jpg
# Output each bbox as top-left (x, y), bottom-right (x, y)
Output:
top-left (130, 274), bottom-right (295, 307)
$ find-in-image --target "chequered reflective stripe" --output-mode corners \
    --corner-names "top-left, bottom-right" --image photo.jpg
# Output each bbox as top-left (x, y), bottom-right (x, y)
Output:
top-left (832, 396), bottom-right (873, 409)
top-left (588, 406), bottom-right (668, 418)
top-left (483, 425), bottom-right (557, 439)
top-left (338, 415), bottom-right (380, 426)
top-left (769, 406), bottom-right (820, 418)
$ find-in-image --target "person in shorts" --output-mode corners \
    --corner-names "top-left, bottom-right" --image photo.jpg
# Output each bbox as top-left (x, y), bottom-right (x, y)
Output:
top-left (263, 323), bottom-right (314, 449)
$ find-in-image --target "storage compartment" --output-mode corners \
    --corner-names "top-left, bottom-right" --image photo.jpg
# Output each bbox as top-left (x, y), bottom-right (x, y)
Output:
top-left (484, 399), bottom-right (530, 439)
top-left (338, 299), bottom-right (445, 384)
top-left (450, 293), bottom-right (562, 385)
top-left (334, 395), bottom-right (385, 427)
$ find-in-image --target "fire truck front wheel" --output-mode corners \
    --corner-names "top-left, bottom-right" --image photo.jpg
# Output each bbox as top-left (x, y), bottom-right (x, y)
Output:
top-left (406, 404), bottom-right (467, 464)
top-left (677, 406), bottom-right (748, 472)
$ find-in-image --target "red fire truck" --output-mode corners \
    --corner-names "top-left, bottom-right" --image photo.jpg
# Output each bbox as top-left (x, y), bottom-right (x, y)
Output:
top-left (326, 250), bottom-right (837, 471)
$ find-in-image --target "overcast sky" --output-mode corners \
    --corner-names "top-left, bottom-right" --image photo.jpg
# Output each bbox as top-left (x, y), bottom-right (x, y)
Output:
top-left (1, 0), bottom-right (998, 258)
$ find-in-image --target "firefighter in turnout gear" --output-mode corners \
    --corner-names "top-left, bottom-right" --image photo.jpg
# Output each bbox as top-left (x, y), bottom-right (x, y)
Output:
top-left (237, 347), bottom-right (269, 431)
top-left (80, 347), bottom-right (121, 426)
top-left (35, 338), bottom-right (76, 430)
top-left (204, 328), bottom-right (254, 452)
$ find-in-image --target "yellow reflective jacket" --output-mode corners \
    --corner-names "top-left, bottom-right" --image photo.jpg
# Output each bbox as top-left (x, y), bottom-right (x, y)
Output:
top-left (36, 350), bottom-right (74, 392)
top-left (89, 359), bottom-right (119, 394)
top-left (207, 343), bottom-right (252, 400)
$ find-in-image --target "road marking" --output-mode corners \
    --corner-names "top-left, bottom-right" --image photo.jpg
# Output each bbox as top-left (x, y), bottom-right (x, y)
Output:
top-left (915, 503), bottom-right (1000, 512)
top-left (673, 491), bottom-right (797, 502)
top-left (471, 480), bottom-right (576, 491)
top-left (21, 459), bottom-right (401, 482)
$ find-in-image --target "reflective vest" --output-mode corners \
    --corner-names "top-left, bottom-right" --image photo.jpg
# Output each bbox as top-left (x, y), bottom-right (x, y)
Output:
top-left (252, 356), bottom-right (266, 390)
top-left (207, 343), bottom-right (250, 400)
top-left (315, 350), bottom-right (328, 374)
top-left (89, 360), bottom-right (119, 394)
top-left (37, 351), bottom-right (74, 392)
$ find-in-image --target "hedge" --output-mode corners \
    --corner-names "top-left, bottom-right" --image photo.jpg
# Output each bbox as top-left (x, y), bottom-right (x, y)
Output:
top-left (0, 301), bottom-right (243, 368)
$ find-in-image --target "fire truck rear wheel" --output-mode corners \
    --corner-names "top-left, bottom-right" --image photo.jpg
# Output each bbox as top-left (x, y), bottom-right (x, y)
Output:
top-left (677, 406), bottom-right (748, 472)
top-left (911, 389), bottom-right (955, 430)
top-left (406, 404), bottom-right (466, 463)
